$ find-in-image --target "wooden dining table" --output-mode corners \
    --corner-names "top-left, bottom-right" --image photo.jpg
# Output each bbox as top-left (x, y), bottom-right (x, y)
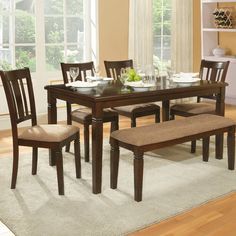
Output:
top-left (44, 77), bottom-right (227, 194)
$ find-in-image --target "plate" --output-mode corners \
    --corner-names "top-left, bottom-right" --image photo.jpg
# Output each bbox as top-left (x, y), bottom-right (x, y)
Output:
top-left (66, 81), bottom-right (99, 91)
top-left (173, 72), bottom-right (199, 78)
top-left (86, 76), bottom-right (103, 82)
top-left (172, 77), bottom-right (201, 83)
top-left (99, 77), bottom-right (114, 84)
top-left (125, 81), bottom-right (155, 91)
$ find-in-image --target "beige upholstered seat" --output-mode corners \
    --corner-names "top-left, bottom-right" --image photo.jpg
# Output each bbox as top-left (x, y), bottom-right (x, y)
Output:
top-left (71, 107), bottom-right (118, 123)
top-left (19, 125), bottom-right (79, 142)
top-left (111, 114), bottom-right (235, 147)
top-left (170, 102), bottom-right (215, 115)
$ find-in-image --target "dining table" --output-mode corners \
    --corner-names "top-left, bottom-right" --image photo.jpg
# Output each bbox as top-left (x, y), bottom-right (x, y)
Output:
top-left (44, 77), bottom-right (227, 194)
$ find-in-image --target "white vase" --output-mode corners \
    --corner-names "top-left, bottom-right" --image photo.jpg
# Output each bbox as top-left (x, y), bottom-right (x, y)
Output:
top-left (212, 46), bottom-right (225, 57)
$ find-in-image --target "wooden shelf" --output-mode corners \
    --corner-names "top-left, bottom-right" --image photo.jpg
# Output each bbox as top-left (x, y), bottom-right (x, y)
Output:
top-left (203, 28), bottom-right (236, 32)
top-left (202, 0), bottom-right (236, 3)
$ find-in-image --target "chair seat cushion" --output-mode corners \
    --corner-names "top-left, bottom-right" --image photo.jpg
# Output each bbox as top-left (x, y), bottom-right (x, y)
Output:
top-left (113, 103), bottom-right (160, 116)
top-left (171, 102), bottom-right (215, 115)
top-left (111, 114), bottom-right (235, 147)
top-left (71, 108), bottom-right (118, 123)
top-left (19, 125), bottom-right (79, 143)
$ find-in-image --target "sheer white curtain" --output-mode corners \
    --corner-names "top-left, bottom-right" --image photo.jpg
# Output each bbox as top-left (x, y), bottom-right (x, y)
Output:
top-left (171, 0), bottom-right (193, 73)
top-left (129, 0), bottom-right (153, 68)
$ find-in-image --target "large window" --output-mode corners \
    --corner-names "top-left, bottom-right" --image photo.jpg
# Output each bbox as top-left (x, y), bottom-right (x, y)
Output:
top-left (153, 0), bottom-right (172, 74)
top-left (0, 0), bottom-right (95, 73)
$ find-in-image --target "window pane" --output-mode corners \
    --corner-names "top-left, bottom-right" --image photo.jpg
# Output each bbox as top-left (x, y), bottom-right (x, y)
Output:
top-left (66, 45), bottom-right (83, 62)
top-left (15, 46), bottom-right (36, 72)
top-left (0, 46), bottom-right (12, 70)
top-left (0, 15), bottom-right (10, 44)
top-left (0, 0), bottom-right (10, 12)
top-left (66, 0), bottom-right (83, 15)
top-left (16, 0), bottom-right (35, 14)
top-left (66, 17), bottom-right (84, 43)
top-left (46, 45), bottom-right (64, 71)
top-left (45, 17), bottom-right (64, 43)
top-left (44, 0), bottom-right (63, 15)
top-left (15, 10), bottom-right (36, 43)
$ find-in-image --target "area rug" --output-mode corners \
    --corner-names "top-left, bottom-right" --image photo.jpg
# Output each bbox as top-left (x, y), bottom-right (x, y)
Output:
top-left (0, 140), bottom-right (235, 236)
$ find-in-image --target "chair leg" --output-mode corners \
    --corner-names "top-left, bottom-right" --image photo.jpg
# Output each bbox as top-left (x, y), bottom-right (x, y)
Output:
top-left (56, 149), bottom-right (64, 195)
top-left (202, 137), bottom-right (210, 162)
top-left (32, 147), bottom-right (38, 175)
top-left (84, 124), bottom-right (90, 162)
top-left (74, 133), bottom-right (81, 178)
top-left (215, 134), bottom-right (223, 160)
top-left (110, 140), bottom-right (120, 189)
top-left (11, 145), bottom-right (19, 189)
top-left (134, 151), bottom-right (144, 202)
top-left (227, 128), bottom-right (235, 170)
top-left (110, 116), bottom-right (119, 133)
top-left (155, 111), bottom-right (160, 123)
top-left (131, 116), bottom-right (136, 128)
top-left (65, 102), bottom-right (72, 152)
top-left (191, 140), bottom-right (196, 153)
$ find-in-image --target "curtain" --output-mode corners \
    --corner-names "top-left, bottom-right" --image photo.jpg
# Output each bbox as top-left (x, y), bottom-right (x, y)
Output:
top-left (129, 0), bottom-right (153, 68)
top-left (171, 0), bottom-right (193, 73)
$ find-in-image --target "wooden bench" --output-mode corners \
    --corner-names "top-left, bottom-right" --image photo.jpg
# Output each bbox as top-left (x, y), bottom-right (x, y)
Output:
top-left (110, 114), bottom-right (236, 202)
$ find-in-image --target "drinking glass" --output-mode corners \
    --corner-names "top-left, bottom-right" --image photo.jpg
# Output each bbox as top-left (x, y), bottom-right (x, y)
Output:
top-left (69, 67), bottom-right (79, 81)
top-left (143, 65), bottom-right (156, 85)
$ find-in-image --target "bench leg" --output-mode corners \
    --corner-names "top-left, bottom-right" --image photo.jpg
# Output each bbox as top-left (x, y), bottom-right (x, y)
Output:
top-left (202, 137), bottom-right (210, 162)
top-left (227, 127), bottom-right (235, 170)
top-left (110, 141), bottom-right (120, 189)
top-left (215, 134), bottom-right (223, 160)
top-left (134, 151), bottom-right (144, 202)
top-left (191, 140), bottom-right (196, 153)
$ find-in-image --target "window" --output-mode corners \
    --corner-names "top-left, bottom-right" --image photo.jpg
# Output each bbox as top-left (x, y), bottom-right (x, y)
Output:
top-left (0, 0), bottom-right (36, 71)
top-left (0, 0), bottom-right (96, 73)
top-left (153, 0), bottom-right (172, 74)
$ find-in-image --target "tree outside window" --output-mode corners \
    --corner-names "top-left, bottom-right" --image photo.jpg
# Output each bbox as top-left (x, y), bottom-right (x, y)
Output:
top-left (153, 0), bottom-right (172, 74)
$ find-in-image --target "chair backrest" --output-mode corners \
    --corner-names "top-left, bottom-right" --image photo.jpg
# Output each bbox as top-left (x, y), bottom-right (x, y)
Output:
top-left (198, 59), bottom-right (230, 101)
top-left (199, 59), bottom-right (230, 82)
top-left (61, 62), bottom-right (95, 83)
top-left (0, 68), bottom-right (37, 137)
top-left (104, 59), bottom-right (133, 80)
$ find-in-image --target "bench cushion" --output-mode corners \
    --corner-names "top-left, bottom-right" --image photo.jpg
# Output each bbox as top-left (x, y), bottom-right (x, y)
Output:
top-left (171, 102), bottom-right (215, 115)
top-left (111, 114), bottom-right (235, 147)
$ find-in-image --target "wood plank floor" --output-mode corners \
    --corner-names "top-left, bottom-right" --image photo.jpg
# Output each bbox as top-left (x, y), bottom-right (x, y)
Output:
top-left (0, 104), bottom-right (236, 235)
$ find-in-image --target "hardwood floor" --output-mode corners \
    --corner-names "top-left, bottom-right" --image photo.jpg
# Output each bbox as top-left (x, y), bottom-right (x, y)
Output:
top-left (0, 104), bottom-right (236, 235)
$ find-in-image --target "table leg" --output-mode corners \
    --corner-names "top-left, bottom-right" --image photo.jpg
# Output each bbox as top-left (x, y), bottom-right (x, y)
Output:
top-left (162, 100), bottom-right (170, 122)
top-left (92, 107), bottom-right (103, 194)
top-left (48, 95), bottom-right (57, 166)
top-left (215, 86), bottom-right (226, 159)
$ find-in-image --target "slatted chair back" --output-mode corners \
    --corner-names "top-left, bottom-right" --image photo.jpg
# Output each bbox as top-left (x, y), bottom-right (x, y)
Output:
top-left (61, 62), bottom-right (95, 83)
top-left (104, 59), bottom-right (133, 80)
top-left (198, 60), bottom-right (230, 101)
top-left (0, 68), bottom-right (37, 128)
top-left (199, 60), bottom-right (229, 83)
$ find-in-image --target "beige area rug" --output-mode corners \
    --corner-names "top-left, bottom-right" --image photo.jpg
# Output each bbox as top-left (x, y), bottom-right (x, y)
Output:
top-left (0, 140), bottom-right (235, 236)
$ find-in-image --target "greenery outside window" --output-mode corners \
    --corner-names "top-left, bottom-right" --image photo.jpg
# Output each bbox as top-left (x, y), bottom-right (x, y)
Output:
top-left (153, 0), bottom-right (172, 74)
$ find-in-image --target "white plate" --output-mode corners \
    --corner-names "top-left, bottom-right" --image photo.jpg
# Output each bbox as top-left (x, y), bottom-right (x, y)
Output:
top-left (125, 81), bottom-right (155, 91)
top-left (66, 81), bottom-right (99, 90)
top-left (172, 77), bottom-right (201, 83)
top-left (173, 72), bottom-right (199, 78)
top-left (86, 76), bottom-right (103, 81)
top-left (99, 77), bottom-right (114, 84)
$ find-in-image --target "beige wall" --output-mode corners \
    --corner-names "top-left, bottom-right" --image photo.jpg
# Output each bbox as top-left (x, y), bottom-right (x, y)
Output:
top-left (99, 0), bottom-right (129, 75)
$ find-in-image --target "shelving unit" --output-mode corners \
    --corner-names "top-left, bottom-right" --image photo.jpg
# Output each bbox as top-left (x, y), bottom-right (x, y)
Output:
top-left (201, 0), bottom-right (236, 104)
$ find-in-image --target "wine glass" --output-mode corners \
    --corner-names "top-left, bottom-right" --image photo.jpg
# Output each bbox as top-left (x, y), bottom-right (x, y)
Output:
top-left (94, 65), bottom-right (100, 78)
top-left (69, 67), bottom-right (79, 81)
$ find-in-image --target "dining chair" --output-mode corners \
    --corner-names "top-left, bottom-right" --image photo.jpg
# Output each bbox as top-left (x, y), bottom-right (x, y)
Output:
top-left (104, 59), bottom-right (161, 127)
top-left (170, 59), bottom-right (230, 153)
top-left (0, 67), bottom-right (81, 195)
top-left (61, 62), bottom-right (119, 162)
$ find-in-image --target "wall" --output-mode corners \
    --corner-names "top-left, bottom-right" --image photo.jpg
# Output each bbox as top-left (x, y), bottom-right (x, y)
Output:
top-left (98, 0), bottom-right (129, 75)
